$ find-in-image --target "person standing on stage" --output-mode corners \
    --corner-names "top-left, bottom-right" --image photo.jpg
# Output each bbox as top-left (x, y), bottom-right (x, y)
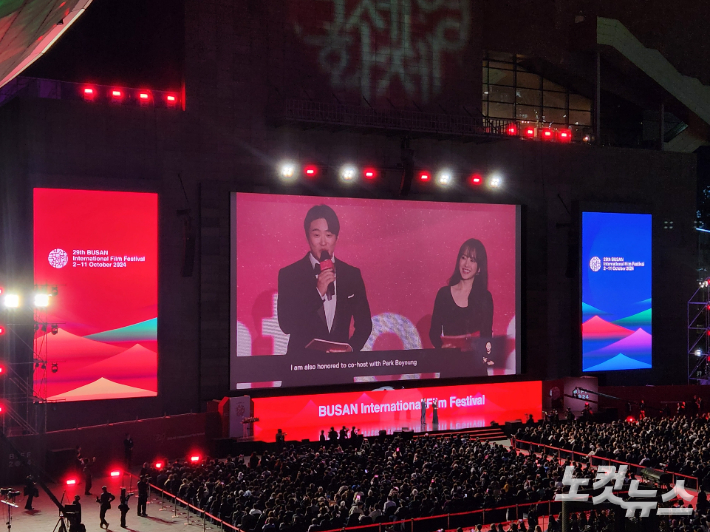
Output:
top-left (97, 486), bottom-right (115, 529)
top-left (24, 475), bottom-right (37, 510)
top-left (420, 399), bottom-right (427, 425)
top-left (432, 401), bottom-right (439, 426)
top-left (277, 204), bottom-right (372, 353)
top-left (82, 457), bottom-right (95, 495)
top-left (118, 488), bottom-right (131, 528)
top-left (137, 475), bottom-right (149, 517)
top-left (123, 433), bottom-right (134, 468)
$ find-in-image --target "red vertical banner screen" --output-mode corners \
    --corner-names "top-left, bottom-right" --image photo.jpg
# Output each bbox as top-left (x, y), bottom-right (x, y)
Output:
top-left (33, 189), bottom-right (158, 401)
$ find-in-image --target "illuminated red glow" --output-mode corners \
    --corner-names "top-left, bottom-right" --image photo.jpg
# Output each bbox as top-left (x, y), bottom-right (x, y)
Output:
top-left (524, 127), bottom-right (535, 138)
top-left (154, 461), bottom-right (164, 470)
top-left (111, 90), bottom-right (122, 98)
top-left (139, 92), bottom-right (150, 100)
top-left (82, 87), bottom-right (95, 101)
top-left (363, 168), bottom-right (377, 179)
top-left (110, 470), bottom-right (121, 477)
top-left (626, 416), bottom-right (636, 423)
top-left (558, 129), bottom-right (572, 143)
top-left (0, 326), bottom-right (4, 336)
top-left (506, 124), bottom-right (518, 136)
top-left (418, 171), bottom-right (431, 182)
top-left (190, 455), bottom-right (200, 463)
top-left (66, 479), bottom-right (76, 485)
top-left (303, 165), bottom-right (319, 177)
top-left (469, 174), bottom-right (483, 186)
top-left (541, 128), bottom-right (554, 140)
top-left (166, 95), bottom-right (178, 105)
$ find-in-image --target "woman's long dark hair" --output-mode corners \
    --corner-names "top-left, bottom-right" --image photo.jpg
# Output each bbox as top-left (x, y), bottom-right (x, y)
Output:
top-left (447, 238), bottom-right (488, 293)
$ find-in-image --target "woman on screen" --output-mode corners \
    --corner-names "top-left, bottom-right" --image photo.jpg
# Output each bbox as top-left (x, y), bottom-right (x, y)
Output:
top-left (429, 238), bottom-right (493, 349)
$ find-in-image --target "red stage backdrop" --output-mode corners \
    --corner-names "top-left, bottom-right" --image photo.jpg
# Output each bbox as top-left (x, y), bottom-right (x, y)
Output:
top-left (232, 193), bottom-right (520, 389)
top-left (251, 381), bottom-right (541, 442)
top-left (33, 189), bottom-right (158, 402)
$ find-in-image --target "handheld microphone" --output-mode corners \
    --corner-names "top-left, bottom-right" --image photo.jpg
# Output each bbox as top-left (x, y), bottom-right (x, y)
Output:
top-left (319, 251), bottom-right (335, 298)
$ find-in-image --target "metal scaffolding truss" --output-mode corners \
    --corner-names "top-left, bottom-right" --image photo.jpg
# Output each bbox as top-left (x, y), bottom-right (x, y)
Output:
top-left (268, 99), bottom-right (515, 140)
top-left (688, 282), bottom-right (710, 383)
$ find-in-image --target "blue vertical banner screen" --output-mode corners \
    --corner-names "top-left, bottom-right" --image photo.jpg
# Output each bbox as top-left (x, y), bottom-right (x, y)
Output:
top-left (582, 212), bottom-right (652, 371)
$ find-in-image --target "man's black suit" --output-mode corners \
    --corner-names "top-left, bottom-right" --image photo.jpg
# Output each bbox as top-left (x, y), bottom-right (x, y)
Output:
top-left (277, 254), bottom-right (372, 353)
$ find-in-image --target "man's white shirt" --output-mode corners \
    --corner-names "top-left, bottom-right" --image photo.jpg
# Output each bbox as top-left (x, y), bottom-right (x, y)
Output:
top-left (310, 253), bottom-right (337, 332)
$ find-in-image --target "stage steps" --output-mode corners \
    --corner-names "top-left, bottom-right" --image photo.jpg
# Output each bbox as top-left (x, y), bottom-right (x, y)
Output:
top-left (413, 425), bottom-right (507, 441)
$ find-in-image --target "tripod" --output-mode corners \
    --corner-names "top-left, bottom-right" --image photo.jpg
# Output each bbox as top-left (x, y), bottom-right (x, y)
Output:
top-left (52, 514), bottom-right (69, 532)
top-left (1, 498), bottom-right (18, 532)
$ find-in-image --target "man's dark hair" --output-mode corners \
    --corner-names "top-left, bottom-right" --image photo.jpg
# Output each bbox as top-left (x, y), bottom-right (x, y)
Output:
top-left (303, 205), bottom-right (340, 238)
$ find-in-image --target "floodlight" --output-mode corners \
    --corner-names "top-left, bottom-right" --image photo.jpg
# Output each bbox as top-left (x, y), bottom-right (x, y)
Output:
top-left (4, 295), bottom-right (19, 308)
top-left (34, 294), bottom-right (50, 308)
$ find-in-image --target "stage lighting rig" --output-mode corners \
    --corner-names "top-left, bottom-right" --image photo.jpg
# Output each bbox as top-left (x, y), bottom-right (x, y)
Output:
top-left (278, 162), bottom-right (297, 182)
top-left (340, 165), bottom-right (357, 182)
top-left (489, 174), bottom-right (503, 189)
top-left (3, 294), bottom-right (19, 308)
top-left (34, 293), bottom-right (50, 308)
top-left (436, 170), bottom-right (453, 187)
top-left (51, 363), bottom-right (58, 374)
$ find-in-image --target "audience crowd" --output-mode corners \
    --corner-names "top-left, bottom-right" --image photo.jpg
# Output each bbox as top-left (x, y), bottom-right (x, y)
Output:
top-left (143, 411), bottom-right (710, 532)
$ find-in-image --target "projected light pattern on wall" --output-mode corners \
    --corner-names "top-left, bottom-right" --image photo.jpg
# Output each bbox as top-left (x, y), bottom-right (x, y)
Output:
top-left (582, 212), bottom-right (652, 371)
top-left (292, 0), bottom-right (471, 103)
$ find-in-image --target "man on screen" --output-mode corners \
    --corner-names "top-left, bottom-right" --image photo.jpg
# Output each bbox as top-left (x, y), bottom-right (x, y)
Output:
top-left (277, 204), bottom-right (372, 353)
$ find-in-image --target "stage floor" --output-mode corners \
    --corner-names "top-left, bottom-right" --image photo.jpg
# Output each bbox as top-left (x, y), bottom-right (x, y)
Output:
top-left (3, 474), bottom-right (218, 532)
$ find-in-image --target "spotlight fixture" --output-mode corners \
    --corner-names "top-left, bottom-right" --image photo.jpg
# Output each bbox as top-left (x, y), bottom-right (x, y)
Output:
top-left (82, 87), bottom-right (95, 101)
top-left (166, 94), bottom-right (178, 106)
top-left (110, 89), bottom-right (123, 101)
top-left (363, 168), bottom-right (378, 180)
top-left (340, 165), bottom-right (357, 182)
top-left (541, 128), bottom-right (554, 141)
top-left (303, 165), bottom-right (319, 178)
top-left (278, 162), bottom-right (297, 182)
top-left (51, 362), bottom-right (58, 374)
top-left (696, 349), bottom-right (703, 357)
top-left (557, 129), bottom-right (572, 143)
top-left (436, 170), bottom-right (453, 187)
top-left (4, 294), bottom-right (19, 308)
top-left (51, 324), bottom-right (59, 335)
top-left (523, 126), bottom-right (536, 139)
top-left (489, 174), bottom-right (503, 189)
top-left (34, 294), bottom-right (50, 308)
top-left (469, 174), bottom-right (483, 186)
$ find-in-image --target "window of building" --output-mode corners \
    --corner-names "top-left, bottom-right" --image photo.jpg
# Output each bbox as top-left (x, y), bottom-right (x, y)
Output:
top-left (482, 52), bottom-right (593, 130)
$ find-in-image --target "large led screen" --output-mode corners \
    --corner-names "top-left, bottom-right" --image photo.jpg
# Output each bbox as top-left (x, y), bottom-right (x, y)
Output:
top-left (582, 212), bottom-right (652, 371)
top-left (34, 189), bottom-right (158, 401)
top-left (232, 193), bottom-right (520, 389)
top-left (252, 381), bottom-right (542, 442)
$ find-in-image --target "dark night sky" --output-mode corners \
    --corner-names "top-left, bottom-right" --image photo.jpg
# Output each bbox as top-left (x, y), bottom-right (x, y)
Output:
top-left (24, 0), bottom-right (184, 90)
